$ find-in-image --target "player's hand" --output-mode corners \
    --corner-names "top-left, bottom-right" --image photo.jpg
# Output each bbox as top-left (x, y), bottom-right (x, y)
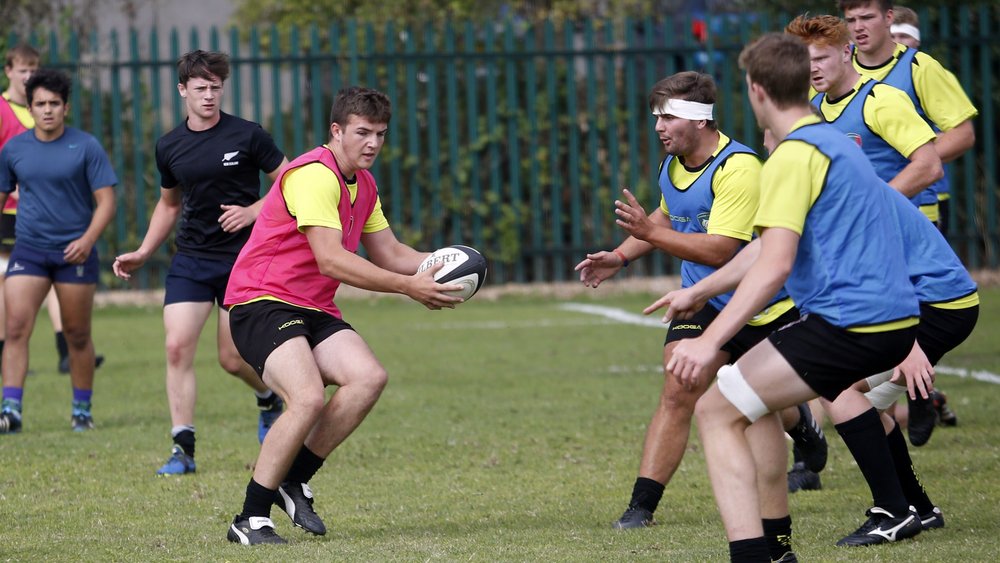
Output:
top-left (574, 251), bottom-right (624, 288)
top-left (615, 189), bottom-right (654, 241)
top-left (890, 341), bottom-right (934, 400)
top-left (63, 238), bottom-right (93, 265)
top-left (644, 287), bottom-right (706, 323)
top-left (667, 336), bottom-right (718, 389)
top-left (219, 204), bottom-right (257, 233)
top-left (408, 262), bottom-right (465, 310)
top-left (112, 249), bottom-right (150, 280)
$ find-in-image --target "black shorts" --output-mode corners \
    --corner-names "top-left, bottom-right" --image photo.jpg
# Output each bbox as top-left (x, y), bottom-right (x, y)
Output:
top-left (664, 303), bottom-right (801, 362)
top-left (725, 306), bottom-right (800, 361)
top-left (229, 300), bottom-right (354, 377)
top-left (917, 303), bottom-right (978, 365)
top-left (767, 313), bottom-right (918, 401)
top-left (0, 212), bottom-right (16, 251)
top-left (664, 304), bottom-right (719, 345)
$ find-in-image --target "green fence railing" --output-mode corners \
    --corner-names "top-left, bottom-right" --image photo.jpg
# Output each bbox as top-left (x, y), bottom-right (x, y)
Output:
top-left (6, 4), bottom-right (998, 288)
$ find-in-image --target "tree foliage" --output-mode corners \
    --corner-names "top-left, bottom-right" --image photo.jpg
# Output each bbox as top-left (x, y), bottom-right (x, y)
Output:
top-left (233, 0), bottom-right (706, 30)
top-left (230, 0), bottom-right (987, 30)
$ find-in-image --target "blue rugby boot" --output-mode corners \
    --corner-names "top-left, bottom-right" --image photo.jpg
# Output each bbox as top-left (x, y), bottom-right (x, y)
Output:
top-left (0, 407), bottom-right (22, 434)
top-left (258, 395), bottom-right (284, 443)
top-left (156, 444), bottom-right (196, 475)
top-left (71, 401), bottom-right (95, 432)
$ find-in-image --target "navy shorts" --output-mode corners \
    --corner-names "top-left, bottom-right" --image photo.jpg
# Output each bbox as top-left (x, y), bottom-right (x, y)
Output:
top-left (164, 254), bottom-right (235, 306)
top-left (767, 313), bottom-right (918, 401)
top-left (229, 300), bottom-right (354, 377)
top-left (6, 241), bottom-right (100, 284)
top-left (664, 303), bottom-right (800, 362)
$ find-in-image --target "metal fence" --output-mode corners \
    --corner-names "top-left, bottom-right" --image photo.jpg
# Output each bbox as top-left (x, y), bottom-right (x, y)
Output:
top-left (6, 3), bottom-right (998, 288)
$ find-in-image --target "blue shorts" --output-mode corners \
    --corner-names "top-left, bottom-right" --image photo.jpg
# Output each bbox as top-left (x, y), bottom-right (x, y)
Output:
top-left (164, 253), bottom-right (235, 306)
top-left (5, 241), bottom-right (100, 284)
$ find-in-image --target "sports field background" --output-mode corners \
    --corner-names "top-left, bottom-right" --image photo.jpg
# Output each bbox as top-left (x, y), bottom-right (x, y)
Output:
top-left (0, 285), bottom-right (997, 561)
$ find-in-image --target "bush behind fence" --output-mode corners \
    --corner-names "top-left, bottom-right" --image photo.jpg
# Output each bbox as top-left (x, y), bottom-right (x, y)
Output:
top-left (5, 4), bottom-right (998, 289)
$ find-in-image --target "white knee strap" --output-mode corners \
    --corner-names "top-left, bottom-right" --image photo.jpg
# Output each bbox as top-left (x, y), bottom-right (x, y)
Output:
top-left (716, 363), bottom-right (769, 423)
top-left (865, 381), bottom-right (907, 411)
top-left (0, 255), bottom-right (7, 273)
top-left (864, 370), bottom-right (893, 391)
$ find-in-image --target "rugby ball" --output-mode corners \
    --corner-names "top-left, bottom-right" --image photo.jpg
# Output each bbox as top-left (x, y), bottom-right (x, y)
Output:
top-left (417, 245), bottom-right (487, 300)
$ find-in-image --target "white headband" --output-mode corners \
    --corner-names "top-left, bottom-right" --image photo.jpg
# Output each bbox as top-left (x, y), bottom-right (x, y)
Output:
top-left (890, 23), bottom-right (921, 42)
top-left (652, 98), bottom-right (714, 121)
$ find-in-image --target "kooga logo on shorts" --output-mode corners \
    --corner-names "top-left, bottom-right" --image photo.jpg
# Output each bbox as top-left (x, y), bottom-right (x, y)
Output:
top-left (277, 319), bottom-right (304, 331)
top-left (672, 324), bottom-right (702, 330)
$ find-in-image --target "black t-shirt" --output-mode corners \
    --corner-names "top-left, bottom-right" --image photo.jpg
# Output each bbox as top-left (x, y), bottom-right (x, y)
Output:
top-left (155, 112), bottom-right (284, 259)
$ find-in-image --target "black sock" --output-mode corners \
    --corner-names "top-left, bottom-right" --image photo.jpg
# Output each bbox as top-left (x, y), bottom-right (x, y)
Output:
top-left (240, 478), bottom-right (277, 519)
top-left (728, 537), bottom-right (770, 563)
top-left (762, 516), bottom-right (793, 560)
top-left (886, 422), bottom-right (934, 514)
top-left (173, 429), bottom-right (196, 458)
top-left (0, 339), bottom-right (5, 358)
top-left (835, 408), bottom-right (908, 515)
top-left (628, 476), bottom-right (665, 513)
top-left (256, 391), bottom-right (279, 409)
top-left (55, 331), bottom-right (69, 360)
top-left (285, 445), bottom-right (325, 484)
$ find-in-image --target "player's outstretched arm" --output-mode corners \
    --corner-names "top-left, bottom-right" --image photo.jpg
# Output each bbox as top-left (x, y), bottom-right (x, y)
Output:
top-left (575, 249), bottom-right (629, 288)
top-left (113, 187), bottom-right (182, 280)
top-left (306, 225), bottom-right (462, 310)
top-left (644, 238), bottom-right (762, 321)
top-left (617, 189), bottom-right (741, 267)
top-left (667, 229), bottom-right (794, 387)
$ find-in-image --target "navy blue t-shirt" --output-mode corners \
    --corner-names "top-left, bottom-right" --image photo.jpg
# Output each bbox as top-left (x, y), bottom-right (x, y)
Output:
top-left (155, 112), bottom-right (284, 259)
top-left (0, 127), bottom-right (117, 250)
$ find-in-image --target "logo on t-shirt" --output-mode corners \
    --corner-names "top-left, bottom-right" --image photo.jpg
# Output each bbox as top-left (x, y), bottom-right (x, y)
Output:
top-left (222, 151), bottom-right (240, 167)
top-left (697, 211), bottom-right (710, 231)
top-left (846, 133), bottom-right (863, 148)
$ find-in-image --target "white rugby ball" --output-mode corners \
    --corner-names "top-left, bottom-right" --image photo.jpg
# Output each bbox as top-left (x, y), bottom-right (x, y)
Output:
top-left (417, 245), bottom-right (488, 300)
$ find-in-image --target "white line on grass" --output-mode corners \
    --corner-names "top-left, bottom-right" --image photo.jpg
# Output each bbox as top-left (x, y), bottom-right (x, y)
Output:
top-left (933, 365), bottom-right (1000, 385)
top-left (560, 302), bottom-right (1000, 385)
top-left (558, 302), bottom-right (667, 328)
top-left (412, 318), bottom-right (615, 330)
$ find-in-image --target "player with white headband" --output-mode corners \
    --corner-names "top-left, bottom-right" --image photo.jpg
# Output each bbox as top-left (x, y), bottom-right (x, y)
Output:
top-left (889, 5), bottom-right (921, 48)
top-left (577, 71), bottom-right (816, 562)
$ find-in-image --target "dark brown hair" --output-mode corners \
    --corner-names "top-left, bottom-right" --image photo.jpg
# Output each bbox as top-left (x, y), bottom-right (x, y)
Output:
top-left (176, 50), bottom-right (230, 84)
top-left (330, 86), bottom-right (392, 127)
top-left (648, 71), bottom-right (718, 129)
top-left (739, 34), bottom-right (811, 110)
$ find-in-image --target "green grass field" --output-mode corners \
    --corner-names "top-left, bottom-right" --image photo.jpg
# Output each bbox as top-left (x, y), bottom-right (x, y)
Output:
top-left (1, 287), bottom-right (998, 561)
